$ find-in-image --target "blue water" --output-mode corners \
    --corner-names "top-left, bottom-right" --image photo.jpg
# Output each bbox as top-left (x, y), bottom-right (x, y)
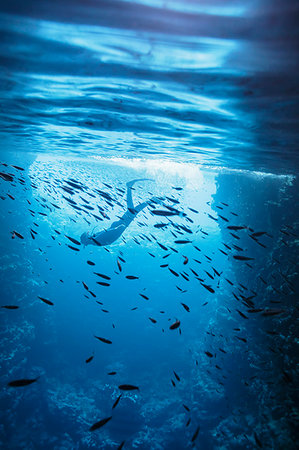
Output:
top-left (0, 1), bottom-right (298, 449)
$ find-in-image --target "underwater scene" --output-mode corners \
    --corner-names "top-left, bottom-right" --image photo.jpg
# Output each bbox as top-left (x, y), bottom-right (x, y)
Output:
top-left (0, 1), bottom-right (298, 449)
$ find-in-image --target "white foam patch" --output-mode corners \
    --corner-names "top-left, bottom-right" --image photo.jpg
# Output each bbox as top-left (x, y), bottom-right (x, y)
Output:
top-left (92, 156), bottom-right (295, 184)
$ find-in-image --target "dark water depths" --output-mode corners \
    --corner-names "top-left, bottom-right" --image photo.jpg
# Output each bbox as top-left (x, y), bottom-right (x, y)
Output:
top-left (0, 1), bottom-right (298, 449)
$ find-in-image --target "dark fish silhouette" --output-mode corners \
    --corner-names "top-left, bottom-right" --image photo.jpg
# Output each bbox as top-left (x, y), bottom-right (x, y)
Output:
top-left (12, 165), bottom-right (24, 171)
top-left (38, 296), bottom-right (54, 306)
top-left (94, 272), bottom-right (111, 280)
top-left (67, 245), bottom-right (80, 251)
top-left (236, 310), bottom-right (248, 319)
top-left (201, 284), bottom-right (215, 294)
top-left (173, 371), bottom-right (180, 381)
top-left (151, 210), bottom-right (179, 216)
top-left (169, 268), bottom-right (179, 277)
top-left (65, 235), bottom-right (81, 246)
top-left (89, 416), bottom-right (112, 431)
top-left (126, 275), bottom-right (139, 280)
top-left (8, 377), bottom-right (39, 387)
top-left (254, 432), bottom-right (263, 448)
top-left (0, 172), bottom-right (13, 181)
top-left (174, 240), bottom-right (191, 244)
top-left (117, 441), bottom-right (125, 450)
top-left (96, 281), bottom-right (110, 286)
top-left (170, 320), bottom-right (180, 330)
top-left (262, 309), bottom-right (285, 316)
top-left (112, 394), bottom-right (122, 409)
top-left (14, 231), bottom-right (24, 239)
top-left (1, 305), bottom-right (19, 309)
top-left (118, 384), bottom-right (139, 391)
top-left (233, 255), bottom-right (254, 261)
top-left (85, 355), bottom-right (94, 363)
top-left (205, 351), bottom-right (213, 358)
top-left (87, 260), bottom-right (95, 266)
top-left (191, 425), bottom-right (200, 442)
top-left (181, 303), bottom-right (190, 312)
top-left (94, 336), bottom-right (112, 344)
top-left (82, 281), bottom-right (89, 291)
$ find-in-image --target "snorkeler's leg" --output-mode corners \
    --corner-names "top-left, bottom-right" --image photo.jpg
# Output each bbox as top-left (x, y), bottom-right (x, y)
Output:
top-left (126, 178), bottom-right (154, 211)
top-left (134, 201), bottom-right (149, 213)
top-left (126, 183), bottom-right (134, 211)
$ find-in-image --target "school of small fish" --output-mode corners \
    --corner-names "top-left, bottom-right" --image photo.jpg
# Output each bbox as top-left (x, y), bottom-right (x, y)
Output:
top-left (0, 161), bottom-right (297, 449)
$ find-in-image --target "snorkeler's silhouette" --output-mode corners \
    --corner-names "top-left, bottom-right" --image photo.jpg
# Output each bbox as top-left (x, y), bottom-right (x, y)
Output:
top-left (80, 179), bottom-right (153, 246)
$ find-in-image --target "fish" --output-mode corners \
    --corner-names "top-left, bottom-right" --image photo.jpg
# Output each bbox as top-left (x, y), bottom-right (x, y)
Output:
top-left (262, 309), bottom-right (285, 317)
top-left (186, 418), bottom-right (191, 427)
top-left (38, 296), bottom-right (54, 306)
top-left (151, 210), bottom-right (178, 216)
top-left (94, 272), bottom-right (111, 280)
top-left (1, 305), bottom-right (19, 309)
top-left (181, 303), bottom-right (190, 312)
top-left (149, 317), bottom-right (157, 323)
top-left (0, 172), bottom-right (13, 181)
top-left (8, 377), bottom-right (39, 387)
top-left (126, 275), bottom-right (139, 280)
top-left (236, 310), bottom-right (248, 319)
top-left (169, 320), bottom-right (180, 330)
top-left (251, 231), bottom-right (267, 237)
top-left (233, 255), bottom-right (254, 261)
top-left (14, 231), bottom-right (24, 239)
top-left (227, 226), bottom-right (247, 231)
top-left (89, 416), bottom-right (112, 431)
top-left (112, 394), bottom-right (122, 409)
top-left (118, 384), bottom-right (139, 391)
top-left (219, 215), bottom-right (229, 222)
top-left (108, 371), bottom-right (117, 375)
top-left (174, 240), bottom-right (191, 244)
top-left (169, 268), bottom-right (179, 277)
top-left (85, 355), bottom-right (94, 363)
top-left (94, 336), bottom-right (112, 344)
top-left (139, 294), bottom-right (149, 300)
top-left (82, 281), bottom-right (89, 291)
top-left (96, 282), bottom-right (110, 286)
top-left (191, 425), bottom-right (200, 442)
top-left (254, 432), bottom-right (263, 448)
top-left (154, 223), bottom-right (168, 228)
top-left (183, 256), bottom-right (188, 265)
top-left (117, 441), bottom-right (125, 450)
top-left (201, 284), bottom-right (215, 294)
top-left (173, 371), bottom-right (180, 381)
top-left (158, 242), bottom-right (168, 251)
top-left (67, 245), bottom-right (80, 251)
top-left (65, 235), bottom-right (81, 246)
top-left (205, 351), bottom-right (213, 358)
top-left (12, 165), bottom-right (24, 171)
top-left (183, 404), bottom-right (190, 412)
top-left (117, 259), bottom-right (122, 272)
top-left (87, 260), bottom-right (95, 266)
